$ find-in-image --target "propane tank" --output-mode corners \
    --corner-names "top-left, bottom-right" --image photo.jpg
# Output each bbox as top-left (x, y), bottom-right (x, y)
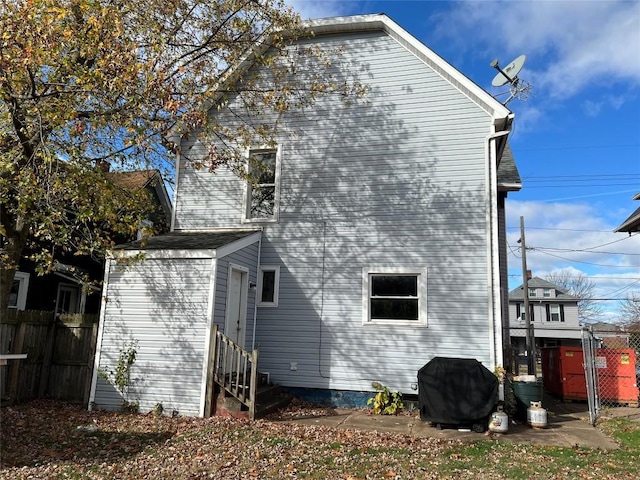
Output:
top-left (489, 406), bottom-right (509, 433)
top-left (527, 401), bottom-right (548, 428)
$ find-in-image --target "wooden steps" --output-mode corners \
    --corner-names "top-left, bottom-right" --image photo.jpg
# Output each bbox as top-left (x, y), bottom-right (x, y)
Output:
top-left (214, 383), bottom-right (291, 419)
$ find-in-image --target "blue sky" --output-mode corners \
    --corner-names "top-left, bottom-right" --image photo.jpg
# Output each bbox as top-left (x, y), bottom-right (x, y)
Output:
top-left (288, 0), bottom-right (640, 322)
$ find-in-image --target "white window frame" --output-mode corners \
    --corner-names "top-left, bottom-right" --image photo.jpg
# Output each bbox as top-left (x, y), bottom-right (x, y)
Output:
top-left (257, 265), bottom-right (280, 307)
top-left (9, 271), bottom-right (30, 311)
top-left (242, 147), bottom-right (281, 224)
top-left (548, 304), bottom-right (562, 322)
top-left (362, 267), bottom-right (427, 326)
top-left (528, 288), bottom-right (537, 298)
top-left (543, 288), bottom-right (551, 298)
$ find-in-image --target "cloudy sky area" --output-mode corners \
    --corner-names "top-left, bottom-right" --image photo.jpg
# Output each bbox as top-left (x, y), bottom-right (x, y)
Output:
top-left (288, 0), bottom-right (640, 322)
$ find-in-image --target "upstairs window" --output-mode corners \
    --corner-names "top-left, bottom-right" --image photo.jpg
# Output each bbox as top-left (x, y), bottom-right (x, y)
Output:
top-left (363, 268), bottom-right (427, 326)
top-left (516, 303), bottom-right (534, 322)
top-left (546, 304), bottom-right (564, 322)
top-left (244, 148), bottom-right (280, 222)
top-left (528, 288), bottom-right (537, 298)
top-left (543, 288), bottom-right (551, 298)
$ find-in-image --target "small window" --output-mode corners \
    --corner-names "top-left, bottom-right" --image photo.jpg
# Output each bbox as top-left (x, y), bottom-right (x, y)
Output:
top-left (547, 304), bottom-right (563, 322)
top-left (244, 148), bottom-right (280, 222)
top-left (9, 271), bottom-right (30, 311)
top-left (363, 268), bottom-right (426, 326)
top-left (528, 288), bottom-right (537, 297)
top-left (257, 266), bottom-right (280, 307)
top-left (543, 288), bottom-right (551, 298)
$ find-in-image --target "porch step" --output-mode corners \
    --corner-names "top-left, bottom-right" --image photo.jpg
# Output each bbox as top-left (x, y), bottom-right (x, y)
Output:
top-left (255, 386), bottom-right (291, 419)
top-left (214, 384), bottom-right (291, 419)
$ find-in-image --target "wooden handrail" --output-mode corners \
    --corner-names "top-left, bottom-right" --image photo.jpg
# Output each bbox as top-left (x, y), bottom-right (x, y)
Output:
top-left (211, 324), bottom-right (259, 419)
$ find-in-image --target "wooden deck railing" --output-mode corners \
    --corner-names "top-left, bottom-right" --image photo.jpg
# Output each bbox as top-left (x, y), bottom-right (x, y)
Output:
top-left (210, 324), bottom-right (259, 419)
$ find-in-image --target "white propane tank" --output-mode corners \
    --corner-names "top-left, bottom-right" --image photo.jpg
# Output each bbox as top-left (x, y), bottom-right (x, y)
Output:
top-left (489, 406), bottom-right (509, 433)
top-left (527, 401), bottom-right (548, 428)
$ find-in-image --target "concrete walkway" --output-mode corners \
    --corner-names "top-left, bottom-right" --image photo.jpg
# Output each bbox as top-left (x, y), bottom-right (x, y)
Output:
top-left (282, 397), bottom-right (640, 451)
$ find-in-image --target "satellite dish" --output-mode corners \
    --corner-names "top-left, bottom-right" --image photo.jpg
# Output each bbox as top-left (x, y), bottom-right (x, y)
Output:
top-left (489, 54), bottom-right (531, 106)
top-left (491, 54), bottom-right (526, 87)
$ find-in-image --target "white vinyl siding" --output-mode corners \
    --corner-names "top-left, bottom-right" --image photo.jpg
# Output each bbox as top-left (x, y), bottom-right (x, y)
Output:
top-left (173, 29), bottom-right (497, 393)
top-left (94, 258), bottom-right (212, 416)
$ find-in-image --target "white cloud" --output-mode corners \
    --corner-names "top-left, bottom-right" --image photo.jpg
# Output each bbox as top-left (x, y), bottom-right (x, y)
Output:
top-left (506, 199), bottom-right (640, 321)
top-left (433, 1), bottom-right (640, 99)
top-left (285, 0), bottom-right (351, 20)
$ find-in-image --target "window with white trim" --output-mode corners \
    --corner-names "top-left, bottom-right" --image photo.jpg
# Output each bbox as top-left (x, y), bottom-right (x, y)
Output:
top-left (363, 268), bottom-right (427, 326)
top-left (244, 148), bottom-right (280, 222)
top-left (546, 303), bottom-right (564, 322)
top-left (528, 288), bottom-right (537, 297)
top-left (543, 288), bottom-right (551, 298)
top-left (257, 265), bottom-right (280, 307)
top-left (9, 271), bottom-right (30, 310)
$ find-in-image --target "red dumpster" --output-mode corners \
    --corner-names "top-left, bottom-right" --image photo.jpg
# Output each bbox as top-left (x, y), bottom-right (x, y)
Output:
top-left (541, 346), bottom-right (639, 406)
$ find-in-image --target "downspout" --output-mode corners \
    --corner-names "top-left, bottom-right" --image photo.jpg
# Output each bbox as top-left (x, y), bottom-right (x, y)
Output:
top-left (251, 229), bottom-right (263, 351)
top-left (485, 114), bottom-right (514, 381)
top-left (88, 254), bottom-right (114, 410)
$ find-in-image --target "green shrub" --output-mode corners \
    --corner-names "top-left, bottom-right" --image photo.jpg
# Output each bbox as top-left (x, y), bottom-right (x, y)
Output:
top-left (367, 382), bottom-right (404, 415)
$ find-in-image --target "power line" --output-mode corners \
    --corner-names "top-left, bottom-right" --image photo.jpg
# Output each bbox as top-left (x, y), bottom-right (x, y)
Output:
top-left (507, 275), bottom-right (640, 280)
top-left (531, 249), bottom-right (634, 268)
top-left (516, 143), bottom-right (640, 152)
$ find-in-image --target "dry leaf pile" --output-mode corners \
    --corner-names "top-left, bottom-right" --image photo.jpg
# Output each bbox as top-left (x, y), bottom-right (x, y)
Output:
top-left (1, 400), bottom-right (637, 479)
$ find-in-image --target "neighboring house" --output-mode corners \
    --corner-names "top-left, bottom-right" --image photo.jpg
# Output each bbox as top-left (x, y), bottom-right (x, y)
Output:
top-left (614, 192), bottom-right (640, 234)
top-left (90, 14), bottom-right (522, 416)
top-left (9, 169), bottom-right (171, 315)
top-left (508, 277), bottom-right (582, 357)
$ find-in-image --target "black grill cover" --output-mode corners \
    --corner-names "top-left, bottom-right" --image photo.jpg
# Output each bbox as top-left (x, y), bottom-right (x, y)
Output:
top-left (418, 357), bottom-right (498, 425)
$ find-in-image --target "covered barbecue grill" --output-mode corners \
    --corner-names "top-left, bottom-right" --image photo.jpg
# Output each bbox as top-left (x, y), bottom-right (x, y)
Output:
top-left (418, 357), bottom-right (498, 430)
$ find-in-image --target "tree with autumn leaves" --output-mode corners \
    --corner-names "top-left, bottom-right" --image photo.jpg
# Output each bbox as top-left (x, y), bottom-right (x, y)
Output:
top-left (0, 0), bottom-right (366, 310)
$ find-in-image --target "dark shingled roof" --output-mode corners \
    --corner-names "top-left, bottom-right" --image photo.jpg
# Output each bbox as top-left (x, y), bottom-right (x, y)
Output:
top-left (508, 276), bottom-right (579, 301)
top-left (614, 193), bottom-right (640, 233)
top-left (115, 230), bottom-right (260, 251)
top-left (497, 143), bottom-right (521, 191)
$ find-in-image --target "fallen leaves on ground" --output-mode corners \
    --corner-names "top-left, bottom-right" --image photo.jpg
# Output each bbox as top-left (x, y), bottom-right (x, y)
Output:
top-left (1, 400), bottom-right (637, 479)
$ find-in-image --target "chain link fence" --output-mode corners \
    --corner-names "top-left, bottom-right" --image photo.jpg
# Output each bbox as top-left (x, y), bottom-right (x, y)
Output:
top-left (585, 325), bottom-right (639, 418)
top-left (508, 324), bottom-right (639, 425)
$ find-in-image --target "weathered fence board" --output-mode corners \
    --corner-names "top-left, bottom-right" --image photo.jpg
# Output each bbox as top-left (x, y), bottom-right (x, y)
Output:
top-left (1, 310), bottom-right (99, 404)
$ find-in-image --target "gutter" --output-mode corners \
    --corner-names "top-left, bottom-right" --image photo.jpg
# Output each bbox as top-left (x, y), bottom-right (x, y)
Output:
top-left (485, 113), bottom-right (514, 385)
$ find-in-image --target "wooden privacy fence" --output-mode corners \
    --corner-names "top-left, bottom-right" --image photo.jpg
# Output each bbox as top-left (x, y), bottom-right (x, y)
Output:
top-left (0, 310), bottom-right (99, 405)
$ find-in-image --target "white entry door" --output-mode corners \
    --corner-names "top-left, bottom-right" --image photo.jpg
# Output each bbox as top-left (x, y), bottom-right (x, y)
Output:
top-left (224, 265), bottom-right (248, 348)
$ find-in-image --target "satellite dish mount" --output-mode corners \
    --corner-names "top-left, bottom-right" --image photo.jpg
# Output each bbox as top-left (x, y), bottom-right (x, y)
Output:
top-left (490, 54), bottom-right (531, 106)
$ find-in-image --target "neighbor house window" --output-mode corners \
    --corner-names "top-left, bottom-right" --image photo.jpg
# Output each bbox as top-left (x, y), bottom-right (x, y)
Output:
top-left (257, 265), bottom-right (280, 307)
top-left (546, 304), bottom-right (564, 322)
top-left (363, 268), bottom-right (427, 326)
top-left (516, 303), bottom-right (534, 322)
top-left (543, 288), bottom-right (551, 298)
top-left (9, 271), bottom-right (30, 311)
top-left (528, 288), bottom-right (537, 297)
top-left (244, 148), bottom-right (280, 222)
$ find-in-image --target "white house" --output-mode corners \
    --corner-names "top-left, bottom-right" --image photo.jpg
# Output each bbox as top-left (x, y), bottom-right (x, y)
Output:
top-left (89, 14), bottom-right (521, 416)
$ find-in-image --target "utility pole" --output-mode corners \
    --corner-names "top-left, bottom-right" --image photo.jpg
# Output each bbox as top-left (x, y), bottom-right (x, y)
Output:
top-left (519, 216), bottom-right (535, 375)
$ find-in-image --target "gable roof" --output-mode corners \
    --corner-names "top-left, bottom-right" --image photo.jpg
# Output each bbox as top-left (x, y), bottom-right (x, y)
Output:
top-left (509, 276), bottom-right (579, 301)
top-left (108, 169), bottom-right (173, 224)
top-left (614, 192), bottom-right (640, 233)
